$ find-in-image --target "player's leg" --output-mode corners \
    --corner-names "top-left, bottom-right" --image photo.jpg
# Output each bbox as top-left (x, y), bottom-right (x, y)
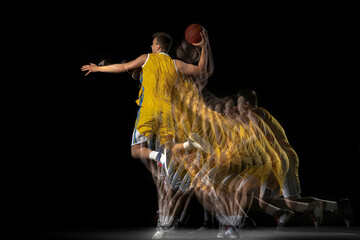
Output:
top-left (287, 196), bottom-right (353, 228)
top-left (249, 177), bottom-right (294, 228)
top-left (173, 190), bottom-right (195, 228)
top-left (278, 171), bottom-right (324, 227)
top-left (131, 106), bottom-right (172, 173)
top-left (131, 142), bottom-right (152, 159)
top-left (215, 175), bottom-right (254, 238)
top-left (131, 133), bottom-right (171, 174)
top-left (258, 180), bottom-right (323, 228)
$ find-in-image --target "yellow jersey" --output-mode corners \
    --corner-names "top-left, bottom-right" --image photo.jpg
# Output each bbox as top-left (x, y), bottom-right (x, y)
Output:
top-left (136, 52), bottom-right (178, 110)
top-left (133, 52), bottom-right (178, 146)
top-left (252, 107), bottom-right (299, 185)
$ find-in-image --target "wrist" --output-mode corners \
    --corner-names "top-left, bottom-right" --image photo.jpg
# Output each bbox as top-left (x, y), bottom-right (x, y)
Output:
top-left (96, 66), bottom-right (103, 72)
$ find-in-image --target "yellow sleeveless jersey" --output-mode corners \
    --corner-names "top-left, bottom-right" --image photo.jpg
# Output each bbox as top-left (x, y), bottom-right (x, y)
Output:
top-left (133, 52), bottom-right (178, 145)
top-left (252, 107), bottom-right (288, 144)
top-left (252, 107), bottom-right (299, 184)
top-left (136, 52), bottom-right (178, 110)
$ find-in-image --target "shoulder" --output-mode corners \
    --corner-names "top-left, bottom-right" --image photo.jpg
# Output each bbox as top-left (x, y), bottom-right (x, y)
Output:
top-left (252, 107), bottom-right (264, 114)
top-left (139, 54), bottom-right (150, 68)
top-left (252, 107), bottom-right (268, 119)
top-left (174, 59), bottom-right (194, 75)
top-left (174, 59), bottom-right (183, 65)
top-left (138, 54), bottom-right (149, 61)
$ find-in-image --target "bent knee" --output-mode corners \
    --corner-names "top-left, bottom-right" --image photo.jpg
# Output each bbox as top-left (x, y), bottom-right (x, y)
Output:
top-left (131, 145), bottom-right (140, 159)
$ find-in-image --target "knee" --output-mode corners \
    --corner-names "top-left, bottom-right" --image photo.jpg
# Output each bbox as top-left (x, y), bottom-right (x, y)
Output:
top-left (131, 146), bottom-right (139, 159)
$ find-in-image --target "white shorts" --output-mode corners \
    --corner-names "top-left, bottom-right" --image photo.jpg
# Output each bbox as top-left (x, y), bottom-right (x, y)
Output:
top-left (282, 171), bottom-right (301, 199)
top-left (131, 128), bottom-right (148, 146)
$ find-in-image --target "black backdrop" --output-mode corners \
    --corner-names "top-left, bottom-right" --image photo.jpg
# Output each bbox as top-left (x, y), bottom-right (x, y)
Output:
top-left (21, 4), bottom-right (359, 232)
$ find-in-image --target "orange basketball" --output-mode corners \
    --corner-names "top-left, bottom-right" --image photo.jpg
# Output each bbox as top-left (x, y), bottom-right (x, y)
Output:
top-left (185, 23), bottom-right (204, 44)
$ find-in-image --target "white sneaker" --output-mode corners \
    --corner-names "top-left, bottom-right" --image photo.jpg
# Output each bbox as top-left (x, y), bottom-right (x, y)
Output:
top-left (162, 148), bottom-right (171, 175)
top-left (155, 148), bottom-right (171, 175)
top-left (189, 133), bottom-right (213, 154)
top-left (216, 228), bottom-right (226, 238)
top-left (306, 202), bottom-right (323, 228)
top-left (313, 202), bottom-right (323, 228)
top-left (274, 209), bottom-right (294, 228)
top-left (224, 226), bottom-right (238, 238)
top-left (217, 226), bottom-right (239, 238)
top-left (152, 229), bottom-right (164, 239)
top-left (337, 199), bottom-right (353, 228)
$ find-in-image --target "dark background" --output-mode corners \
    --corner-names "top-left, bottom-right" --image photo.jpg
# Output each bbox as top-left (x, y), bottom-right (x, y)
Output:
top-left (21, 4), bottom-right (359, 233)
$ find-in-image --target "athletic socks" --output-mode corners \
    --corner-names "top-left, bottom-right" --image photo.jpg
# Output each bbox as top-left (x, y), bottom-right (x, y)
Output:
top-left (183, 141), bottom-right (191, 150)
top-left (217, 215), bottom-right (242, 226)
top-left (149, 151), bottom-right (159, 161)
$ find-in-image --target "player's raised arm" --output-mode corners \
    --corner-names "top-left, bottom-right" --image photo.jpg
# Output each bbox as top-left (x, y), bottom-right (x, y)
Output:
top-left (81, 54), bottom-right (148, 76)
top-left (175, 30), bottom-right (211, 78)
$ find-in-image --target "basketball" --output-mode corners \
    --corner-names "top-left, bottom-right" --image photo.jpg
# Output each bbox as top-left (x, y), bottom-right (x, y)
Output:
top-left (185, 23), bottom-right (204, 44)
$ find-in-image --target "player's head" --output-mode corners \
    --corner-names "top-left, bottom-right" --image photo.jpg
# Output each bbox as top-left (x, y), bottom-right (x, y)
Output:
top-left (213, 99), bottom-right (224, 114)
top-left (224, 96), bottom-right (236, 116)
top-left (152, 32), bottom-right (173, 53)
top-left (236, 89), bottom-right (258, 114)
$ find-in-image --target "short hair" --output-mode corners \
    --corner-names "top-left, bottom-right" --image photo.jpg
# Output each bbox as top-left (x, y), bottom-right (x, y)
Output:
top-left (223, 95), bottom-right (237, 106)
top-left (237, 89), bottom-right (258, 107)
top-left (153, 32), bottom-right (173, 53)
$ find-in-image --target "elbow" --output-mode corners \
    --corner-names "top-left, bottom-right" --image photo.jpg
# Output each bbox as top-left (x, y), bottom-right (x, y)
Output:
top-left (196, 67), bottom-right (213, 81)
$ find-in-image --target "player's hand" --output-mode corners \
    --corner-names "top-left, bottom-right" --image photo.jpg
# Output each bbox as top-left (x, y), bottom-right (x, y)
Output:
top-left (192, 29), bottom-right (208, 47)
top-left (81, 63), bottom-right (99, 76)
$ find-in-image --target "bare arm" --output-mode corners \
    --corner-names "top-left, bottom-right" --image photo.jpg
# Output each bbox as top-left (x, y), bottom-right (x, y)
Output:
top-left (175, 30), bottom-right (210, 78)
top-left (81, 54), bottom-right (148, 76)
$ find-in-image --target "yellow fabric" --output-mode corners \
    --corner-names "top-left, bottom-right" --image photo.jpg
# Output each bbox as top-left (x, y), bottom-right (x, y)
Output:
top-left (132, 53), bottom-right (290, 193)
top-left (169, 75), bottom-right (288, 193)
top-left (134, 53), bottom-right (178, 145)
top-left (252, 107), bottom-right (299, 186)
top-left (136, 53), bottom-right (178, 108)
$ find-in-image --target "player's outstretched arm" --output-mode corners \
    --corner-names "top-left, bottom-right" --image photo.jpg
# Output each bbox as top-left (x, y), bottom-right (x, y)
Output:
top-left (81, 54), bottom-right (147, 76)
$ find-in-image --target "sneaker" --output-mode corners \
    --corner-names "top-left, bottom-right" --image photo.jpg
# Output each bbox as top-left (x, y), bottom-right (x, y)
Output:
top-left (224, 226), bottom-right (239, 238)
top-left (217, 225), bottom-right (239, 238)
top-left (152, 229), bottom-right (164, 239)
top-left (189, 133), bottom-right (213, 154)
top-left (306, 202), bottom-right (323, 228)
top-left (155, 150), bottom-right (163, 167)
top-left (274, 209), bottom-right (294, 228)
top-left (162, 148), bottom-right (171, 175)
top-left (155, 148), bottom-right (171, 175)
top-left (337, 199), bottom-right (353, 228)
top-left (216, 226), bottom-right (227, 238)
top-left (153, 223), bottom-right (168, 239)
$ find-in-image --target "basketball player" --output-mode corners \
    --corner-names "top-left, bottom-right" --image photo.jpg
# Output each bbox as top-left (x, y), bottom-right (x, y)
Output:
top-left (211, 99), bottom-right (295, 237)
top-left (236, 89), bottom-right (353, 228)
top-left (81, 30), bottom-right (212, 173)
